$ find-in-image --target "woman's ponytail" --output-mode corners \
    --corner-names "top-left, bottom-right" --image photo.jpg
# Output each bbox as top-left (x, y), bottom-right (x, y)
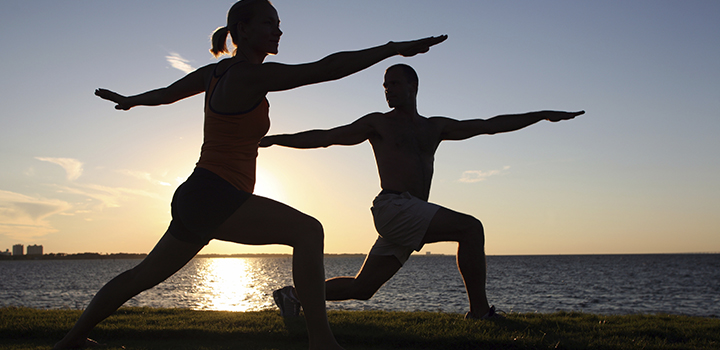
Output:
top-left (210, 26), bottom-right (230, 58)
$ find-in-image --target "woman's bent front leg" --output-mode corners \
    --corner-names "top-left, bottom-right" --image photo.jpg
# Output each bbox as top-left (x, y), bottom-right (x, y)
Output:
top-left (213, 195), bottom-right (342, 350)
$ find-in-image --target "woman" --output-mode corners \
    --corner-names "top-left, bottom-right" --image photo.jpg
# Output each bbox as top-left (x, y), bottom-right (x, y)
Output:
top-left (53, 0), bottom-right (446, 349)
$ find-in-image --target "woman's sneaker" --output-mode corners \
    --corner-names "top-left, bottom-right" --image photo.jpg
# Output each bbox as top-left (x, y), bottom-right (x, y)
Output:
top-left (273, 286), bottom-right (302, 317)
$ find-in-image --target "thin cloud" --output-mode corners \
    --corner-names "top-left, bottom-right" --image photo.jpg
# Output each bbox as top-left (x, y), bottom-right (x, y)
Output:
top-left (5, 161), bottom-right (170, 241)
top-left (166, 52), bottom-right (195, 74)
top-left (0, 190), bottom-right (71, 240)
top-left (35, 157), bottom-right (84, 181)
top-left (459, 166), bottom-right (510, 183)
top-left (55, 183), bottom-right (165, 210)
top-left (117, 169), bottom-right (173, 187)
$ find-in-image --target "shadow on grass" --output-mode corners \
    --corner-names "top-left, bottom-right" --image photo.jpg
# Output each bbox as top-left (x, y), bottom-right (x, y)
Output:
top-left (2, 307), bottom-right (719, 350)
top-left (328, 310), bottom-right (523, 350)
top-left (2, 307), bottom-right (296, 350)
top-left (1, 307), bottom-right (518, 350)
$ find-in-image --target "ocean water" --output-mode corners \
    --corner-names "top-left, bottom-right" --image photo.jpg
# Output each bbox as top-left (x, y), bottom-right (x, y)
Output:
top-left (1, 254), bottom-right (718, 317)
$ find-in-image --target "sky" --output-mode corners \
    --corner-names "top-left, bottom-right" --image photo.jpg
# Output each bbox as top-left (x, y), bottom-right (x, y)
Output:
top-left (1, 1), bottom-right (718, 256)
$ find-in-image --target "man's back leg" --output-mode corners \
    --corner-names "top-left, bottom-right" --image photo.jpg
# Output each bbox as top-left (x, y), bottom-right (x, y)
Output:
top-left (325, 253), bottom-right (402, 301)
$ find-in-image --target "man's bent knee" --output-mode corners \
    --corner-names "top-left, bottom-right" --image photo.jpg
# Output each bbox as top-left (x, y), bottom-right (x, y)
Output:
top-left (461, 216), bottom-right (485, 245)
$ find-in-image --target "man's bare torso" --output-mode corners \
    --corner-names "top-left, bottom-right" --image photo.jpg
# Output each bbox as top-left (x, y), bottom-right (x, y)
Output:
top-left (365, 110), bottom-right (444, 201)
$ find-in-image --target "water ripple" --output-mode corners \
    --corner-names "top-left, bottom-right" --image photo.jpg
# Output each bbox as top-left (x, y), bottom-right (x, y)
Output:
top-left (1, 254), bottom-right (718, 317)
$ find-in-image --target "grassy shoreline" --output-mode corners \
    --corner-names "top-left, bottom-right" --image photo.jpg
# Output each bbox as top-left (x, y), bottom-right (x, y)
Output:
top-left (1, 307), bottom-right (719, 349)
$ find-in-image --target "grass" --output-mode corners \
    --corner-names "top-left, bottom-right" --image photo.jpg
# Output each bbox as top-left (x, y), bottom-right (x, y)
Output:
top-left (1, 307), bottom-right (719, 349)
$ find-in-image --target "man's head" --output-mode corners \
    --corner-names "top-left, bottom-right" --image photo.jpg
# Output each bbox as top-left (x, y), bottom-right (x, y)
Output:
top-left (384, 64), bottom-right (418, 109)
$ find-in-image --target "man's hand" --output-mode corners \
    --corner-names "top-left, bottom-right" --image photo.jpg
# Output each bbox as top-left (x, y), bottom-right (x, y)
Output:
top-left (545, 110), bottom-right (585, 122)
top-left (392, 35), bottom-right (448, 57)
top-left (95, 88), bottom-right (133, 110)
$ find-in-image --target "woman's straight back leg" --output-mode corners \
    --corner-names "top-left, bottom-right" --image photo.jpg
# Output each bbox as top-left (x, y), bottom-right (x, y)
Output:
top-left (53, 233), bottom-right (204, 349)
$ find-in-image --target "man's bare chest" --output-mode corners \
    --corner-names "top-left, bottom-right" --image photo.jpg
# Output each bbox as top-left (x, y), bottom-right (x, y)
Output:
top-left (380, 123), bottom-right (440, 155)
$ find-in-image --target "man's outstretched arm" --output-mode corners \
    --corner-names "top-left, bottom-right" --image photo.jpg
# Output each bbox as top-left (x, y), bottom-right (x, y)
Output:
top-left (260, 113), bottom-right (377, 149)
top-left (440, 110), bottom-right (584, 141)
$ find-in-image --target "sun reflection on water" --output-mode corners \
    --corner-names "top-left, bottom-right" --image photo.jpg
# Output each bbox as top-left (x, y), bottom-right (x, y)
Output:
top-left (192, 258), bottom-right (276, 312)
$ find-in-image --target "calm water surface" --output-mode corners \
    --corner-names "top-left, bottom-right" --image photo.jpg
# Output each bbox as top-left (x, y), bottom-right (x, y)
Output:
top-left (1, 254), bottom-right (718, 317)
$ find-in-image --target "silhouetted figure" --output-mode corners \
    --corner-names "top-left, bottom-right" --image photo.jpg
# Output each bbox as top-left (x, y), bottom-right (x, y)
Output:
top-left (262, 64), bottom-right (583, 320)
top-left (52, 1), bottom-right (445, 348)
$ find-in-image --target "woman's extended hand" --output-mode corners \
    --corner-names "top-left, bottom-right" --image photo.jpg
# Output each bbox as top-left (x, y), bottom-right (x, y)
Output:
top-left (545, 110), bottom-right (585, 122)
top-left (95, 88), bottom-right (133, 110)
top-left (392, 35), bottom-right (448, 57)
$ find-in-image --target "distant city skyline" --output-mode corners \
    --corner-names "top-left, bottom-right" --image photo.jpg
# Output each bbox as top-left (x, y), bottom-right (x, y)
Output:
top-left (6, 243), bottom-right (43, 256)
top-left (2, 242), bottom-right (717, 257)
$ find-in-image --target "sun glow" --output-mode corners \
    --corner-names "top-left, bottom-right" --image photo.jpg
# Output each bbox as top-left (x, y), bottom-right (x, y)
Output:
top-left (254, 166), bottom-right (286, 201)
top-left (193, 258), bottom-right (271, 312)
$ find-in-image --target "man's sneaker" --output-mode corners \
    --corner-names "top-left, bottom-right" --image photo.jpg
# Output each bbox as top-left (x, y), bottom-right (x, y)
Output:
top-left (273, 286), bottom-right (301, 317)
top-left (464, 305), bottom-right (505, 320)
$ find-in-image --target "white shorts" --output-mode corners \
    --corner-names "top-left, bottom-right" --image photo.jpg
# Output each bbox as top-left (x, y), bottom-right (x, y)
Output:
top-left (369, 191), bottom-right (440, 264)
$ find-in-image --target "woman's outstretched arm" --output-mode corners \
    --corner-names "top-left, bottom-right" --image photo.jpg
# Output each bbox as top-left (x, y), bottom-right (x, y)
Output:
top-left (95, 65), bottom-right (213, 110)
top-left (246, 35), bottom-right (448, 93)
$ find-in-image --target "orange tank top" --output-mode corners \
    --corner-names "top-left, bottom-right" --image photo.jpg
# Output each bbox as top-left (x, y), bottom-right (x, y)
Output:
top-left (195, 63), bottom-right (270, 193)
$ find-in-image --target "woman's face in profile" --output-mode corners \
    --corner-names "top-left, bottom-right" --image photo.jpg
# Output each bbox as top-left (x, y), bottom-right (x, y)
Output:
top-left (240, 3), bottom-right (282, 55)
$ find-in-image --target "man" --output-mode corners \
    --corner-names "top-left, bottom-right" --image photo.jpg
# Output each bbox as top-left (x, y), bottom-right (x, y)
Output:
top-left (261, 64), bottom-right (583, 319)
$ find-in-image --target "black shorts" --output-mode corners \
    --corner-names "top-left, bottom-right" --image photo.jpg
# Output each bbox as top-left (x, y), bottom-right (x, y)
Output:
top-left (167, 167), bottom-right (252, 245)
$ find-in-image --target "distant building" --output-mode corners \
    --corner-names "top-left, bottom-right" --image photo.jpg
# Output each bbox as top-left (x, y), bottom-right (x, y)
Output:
top-left (0, 249), bottom-right (10, 256)
top-left (27, 244), bottom-right (43, 255)
top-left (12, 244), bottom-right (24, 256)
